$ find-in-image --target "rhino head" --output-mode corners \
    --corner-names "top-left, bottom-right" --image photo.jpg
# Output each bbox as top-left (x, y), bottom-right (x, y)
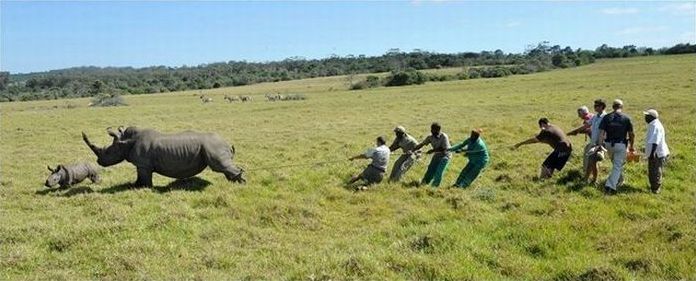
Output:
top-left (45, 165), bottom-right (66, 187)
top-left (82, 127), bottom-right (134, 167)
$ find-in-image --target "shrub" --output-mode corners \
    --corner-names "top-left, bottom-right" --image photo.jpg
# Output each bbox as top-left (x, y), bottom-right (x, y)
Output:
top-left (350, 75), bottom-right (382, 90)
top-left (384, 69), bottom-right (427, 87)
top-left (90, 93), bottom-right (127, 107)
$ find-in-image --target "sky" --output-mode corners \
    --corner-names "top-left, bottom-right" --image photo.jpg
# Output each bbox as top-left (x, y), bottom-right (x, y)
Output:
top-left (1, 1), bottom-right (695, 74)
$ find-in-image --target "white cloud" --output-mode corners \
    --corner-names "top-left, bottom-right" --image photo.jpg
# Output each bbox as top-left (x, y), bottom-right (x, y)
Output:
top-left (617, 26), bottom-right (668, 35)
top-left (659, 3), bottom-right (696, 16)
top-left (600, 8), bottom-right (639, 15)
top-left (505, 21), bottom-right (521, 28)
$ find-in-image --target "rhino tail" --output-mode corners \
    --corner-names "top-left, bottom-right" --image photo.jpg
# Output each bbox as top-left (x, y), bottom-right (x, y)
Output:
top-left (230, 144), bottom-right (236, 155)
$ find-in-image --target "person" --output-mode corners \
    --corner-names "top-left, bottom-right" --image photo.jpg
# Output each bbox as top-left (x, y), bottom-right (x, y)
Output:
top-left (643, 109), bottom-right (669, 194)
top-left (348, 136), bottom-right (390, 189)
top-left (447, 128), bottom-right (489, 188)
top-left (412, 122), bottom-right (451, 187)
top-left (567, 105), bottom-right (594, 178)
top-left (597, 99), bottom-right (635, 195)
top-left (513, 118), bottom-right (573, 179)
top-left (388, 126), bottom-right (420, 182)
top-left (582, 99), bottom-right (608, 184)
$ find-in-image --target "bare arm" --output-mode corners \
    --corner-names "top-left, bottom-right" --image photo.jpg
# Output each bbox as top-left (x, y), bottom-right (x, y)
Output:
top-left (567, 125), bottom-right (587, 136)
top-left (349, 154), bottom-right (368, 161)
top-left (628, 131), bottom-right (635, 151)
top-left (513, 137), bottom-right (539, 149)
top-left (597, 129), bottom-right (607, 146)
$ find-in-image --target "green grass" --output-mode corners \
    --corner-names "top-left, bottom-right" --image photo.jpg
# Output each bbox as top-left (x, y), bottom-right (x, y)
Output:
top-left (1, 55), bottom-right (695, 280)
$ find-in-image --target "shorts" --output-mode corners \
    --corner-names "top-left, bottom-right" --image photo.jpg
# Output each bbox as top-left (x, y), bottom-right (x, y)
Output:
top-left (543, 148), bottom-right (571, 171)
top-left (360, 165), bottom-right (385, 185)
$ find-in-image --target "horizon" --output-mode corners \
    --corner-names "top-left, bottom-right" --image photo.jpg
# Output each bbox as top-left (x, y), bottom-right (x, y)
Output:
top-left (2, 1), bottom-right (695, 74)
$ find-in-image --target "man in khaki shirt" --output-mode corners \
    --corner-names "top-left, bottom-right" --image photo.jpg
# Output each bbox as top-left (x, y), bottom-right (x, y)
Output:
top-left (413, 122), bottom-right (451, 187)
top-left (388, 126), bottom-right (420, 182)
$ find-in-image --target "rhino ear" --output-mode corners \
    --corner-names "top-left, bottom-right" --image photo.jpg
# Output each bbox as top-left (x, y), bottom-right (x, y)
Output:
top-left (118, 126), bottom-right (125, 134)
top-left (47, 165), bottom-right (55, 172)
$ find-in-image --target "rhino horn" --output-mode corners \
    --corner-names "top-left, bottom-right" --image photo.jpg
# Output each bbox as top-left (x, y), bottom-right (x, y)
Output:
top-left (82, 132), bottom-right (101, 154)
top-left (106, 127), bottom-right (120, 139)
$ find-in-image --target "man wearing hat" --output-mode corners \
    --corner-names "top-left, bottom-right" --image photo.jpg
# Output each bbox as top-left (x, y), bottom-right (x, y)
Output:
top-left (597, 99), bottom-right (635, 195)
top-left (447, 128), bottom-right (489, 188)
top-left (644, 109), bottom-right (669, 194)
top-left (348, 136), bottom-right (391, 189)
top-left (388, 126), bottom-right (420, 182)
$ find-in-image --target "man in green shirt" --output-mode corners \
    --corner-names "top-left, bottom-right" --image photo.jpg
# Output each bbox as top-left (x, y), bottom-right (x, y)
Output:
top-left (448, 128), bottom-right (489, 188)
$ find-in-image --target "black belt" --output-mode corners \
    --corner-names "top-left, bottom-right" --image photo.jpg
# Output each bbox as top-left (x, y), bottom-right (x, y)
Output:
top-left (370, 164), bottom-right (386, 172)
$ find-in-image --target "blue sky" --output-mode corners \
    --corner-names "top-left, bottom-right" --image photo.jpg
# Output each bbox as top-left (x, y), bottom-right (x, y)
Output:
top-left (1, 1), bottom-right (694, 73)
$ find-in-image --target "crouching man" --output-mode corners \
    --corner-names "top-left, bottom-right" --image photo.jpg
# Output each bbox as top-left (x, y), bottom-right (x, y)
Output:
top-left (348, 136), bottom-right (390, 190)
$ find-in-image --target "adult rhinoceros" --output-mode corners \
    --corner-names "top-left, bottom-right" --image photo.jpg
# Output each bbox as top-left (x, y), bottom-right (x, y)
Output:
top-left (82, 126), bottom-right (245, 187)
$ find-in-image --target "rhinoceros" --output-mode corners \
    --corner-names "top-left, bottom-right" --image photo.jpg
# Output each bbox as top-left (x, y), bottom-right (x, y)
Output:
top-left (82, 126), bottom-right (245, 187)
top-left (45, 163), bottom-right (101, 188)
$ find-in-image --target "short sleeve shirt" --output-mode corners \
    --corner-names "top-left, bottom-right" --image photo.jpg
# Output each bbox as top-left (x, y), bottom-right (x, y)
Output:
top-left (364, 145), bottom-right (391, 170)
top-left (589, 112), bottom-right (606, 144)
top-left (536, 124), bottom-right (572, 152)
top-left (390, 134), bottom-right (418, 153)
top-left (645, 119), bottom-right (670, 158)
top-left (599, 111), bottom-right (633, 142)
top-left (421, 133), bottom-right (452, 158)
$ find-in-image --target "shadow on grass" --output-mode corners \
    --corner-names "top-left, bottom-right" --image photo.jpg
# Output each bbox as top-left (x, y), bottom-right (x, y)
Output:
top-left (98, 177), bottom-right (212, 194)
top-left (557, 169), bottom-right (588, 192)
top-left (36, 186), bottom-right (94, 197)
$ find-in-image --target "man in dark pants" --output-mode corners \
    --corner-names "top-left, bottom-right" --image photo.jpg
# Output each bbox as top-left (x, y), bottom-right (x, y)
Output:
top-left (513, 118), bottom-right (573, 179)
top-left (597, 99), bottom-right (635, 195)
top-left (643, 109), bottom-right (669, 194)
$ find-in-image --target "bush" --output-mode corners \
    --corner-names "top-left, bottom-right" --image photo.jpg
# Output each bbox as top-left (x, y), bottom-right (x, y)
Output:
top-left (350, 75), bottom-right (382, 90)
top-left (384, 69), bottom-right (427, 87)
top-left (90, 93), bottom-right (127, 107)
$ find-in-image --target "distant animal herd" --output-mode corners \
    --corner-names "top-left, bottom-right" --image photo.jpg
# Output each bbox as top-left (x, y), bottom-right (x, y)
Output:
top-left (195, 93), bottom-right (307, 104)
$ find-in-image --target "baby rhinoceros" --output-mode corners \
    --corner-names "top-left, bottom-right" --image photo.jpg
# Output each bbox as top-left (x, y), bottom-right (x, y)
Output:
top-left (45, 163), bottom-right (101, 188)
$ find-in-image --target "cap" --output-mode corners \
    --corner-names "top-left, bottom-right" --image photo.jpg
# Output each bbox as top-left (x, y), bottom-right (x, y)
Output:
top-left (613, 99), bottom-right (624, 107)
top-left (643, 109), bottom-right (659, 118)
top-left (472, 128), bottom-right (483, 135)
top-left (394, 126), bottom-right (406, 133)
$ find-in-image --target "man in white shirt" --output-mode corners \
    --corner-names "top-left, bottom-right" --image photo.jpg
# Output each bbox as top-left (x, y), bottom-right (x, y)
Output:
top-left (584, 99), bottom-right (607, 184)
top-left (643, 109), bottom-right (670, 194)
top-left (348, 136), bottom-right (390, 189)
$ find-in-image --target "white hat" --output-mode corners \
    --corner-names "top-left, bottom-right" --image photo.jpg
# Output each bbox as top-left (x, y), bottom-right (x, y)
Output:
top-left (643, 109), bottom-right (659, 118)
top-left (613, 99), bottom-right (624, 107)
top-left (394, 126), bottom-right (406, 133)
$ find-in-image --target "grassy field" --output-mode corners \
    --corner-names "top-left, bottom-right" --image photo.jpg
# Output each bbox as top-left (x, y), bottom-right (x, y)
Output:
top-left (1, 54), bottom-right (695, 280)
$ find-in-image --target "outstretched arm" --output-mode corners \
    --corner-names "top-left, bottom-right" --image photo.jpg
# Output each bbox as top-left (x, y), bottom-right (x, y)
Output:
top-left (448, 138), bottom-right (470, 152)
top-left (567, 124), bottom-right (588, 136)
top-left (349, 154), bottom-right (368, 161)
top-left (513, 137), bottom-right (539, 149)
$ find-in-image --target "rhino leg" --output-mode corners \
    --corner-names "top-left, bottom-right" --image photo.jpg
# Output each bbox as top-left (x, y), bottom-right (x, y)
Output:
top-left (89, 173), bottom-right (101, 184)
top-left (135, 167), bottom-right (153, 187)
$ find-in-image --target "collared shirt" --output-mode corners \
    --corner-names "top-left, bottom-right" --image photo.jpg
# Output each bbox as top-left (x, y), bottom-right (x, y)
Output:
top-left (646, 119), bottom-right (670, 158)
top-left (599, 111), bottom-right (633, 143)
top-left (418, 133), bottom-right (452, 158)
top-left (364, 144), bottom-right (391, 171)
top-left (589, 111), bottom-right (606, 144)
top-left (389, 133), bottom-right (418, 153)
top-left (581, 113), bottom-right (594, 138)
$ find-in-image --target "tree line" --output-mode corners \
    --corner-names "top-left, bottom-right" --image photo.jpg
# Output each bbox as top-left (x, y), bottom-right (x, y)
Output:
top-left (1, 42), bottom-right (693, 102)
